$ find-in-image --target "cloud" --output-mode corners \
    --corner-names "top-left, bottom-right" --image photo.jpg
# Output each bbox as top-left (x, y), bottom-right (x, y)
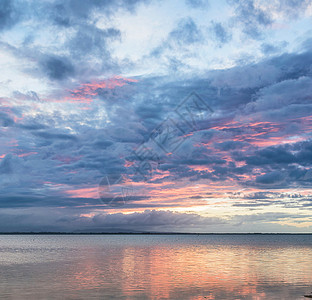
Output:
top-left (40, 55), bottom-right (75, 81)
top-left (169, 18), bottom-right (204, 46)
top-left (93, 209), bottom-right (226, 229)
top-left (0, 154), bottom-right (15, 174)
top-left (0, 112), bottom-right (15, 127)
top-left (256, 171), bottom-right (285, 185)
top-left (229, 0), bottom-right (311, 39)
top-left (0, 207), bottom-right (309, 232)
top-left (260, 42), bottom-right (288, 55)
top-left (0, 0), bottom-right (150, 83)
top-left (1, 1), bottom-right (312, 232)
top-left (150, 17), bottom-right (204, 70)
top-left (232, 212), bottom-right (312, 224)
top-left (230, 190), bottom-right (312, 209)
top-left (230, 0), bottom-right (272, 38)
top-left (32, 130), bottom-right (78, 141)
top-left (301, 37), bottom-right (312, 52)
top-left (0, 0), bottom-right (19, 31)
top-left (210, 22), bottom-right (231, 46)
top-left (67, 26), bottom-right (121, 60)
top-left (214, 141), bottom-right (247, 151)
top-left (2, 48), bottom-right (312, 204)
top-left (270, 0), bottom-right (311, 19)
top-left (0, 207), bottom-right (227, 232)
top-left (49, 0), bottom-right (150, 26)
top-left (185, 0), bottom-right (209, 9)
top-left (246, 147), bottom-right (296, 166)
top-left (247, 76), bottom-right (312, 113)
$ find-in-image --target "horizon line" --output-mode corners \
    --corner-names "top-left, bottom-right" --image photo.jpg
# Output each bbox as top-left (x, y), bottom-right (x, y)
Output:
top-left (0, 232), bottom-right (311, 235)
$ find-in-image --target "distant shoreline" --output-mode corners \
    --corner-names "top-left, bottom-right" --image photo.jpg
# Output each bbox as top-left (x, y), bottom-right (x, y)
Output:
top-left (0, 232), bottom-right (311, 235)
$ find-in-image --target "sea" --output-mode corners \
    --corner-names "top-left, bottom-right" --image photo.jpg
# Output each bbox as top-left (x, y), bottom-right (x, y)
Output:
top-left (0, 234), bottom-right (311, 299)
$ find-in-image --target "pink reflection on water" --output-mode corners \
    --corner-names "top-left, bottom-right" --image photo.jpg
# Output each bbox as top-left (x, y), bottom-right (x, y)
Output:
top-left (59, 237), bottom-right (312, 299)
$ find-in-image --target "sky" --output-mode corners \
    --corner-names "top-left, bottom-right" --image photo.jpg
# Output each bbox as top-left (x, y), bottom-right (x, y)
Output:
top-left (1, 0), bottom-right (312, 233)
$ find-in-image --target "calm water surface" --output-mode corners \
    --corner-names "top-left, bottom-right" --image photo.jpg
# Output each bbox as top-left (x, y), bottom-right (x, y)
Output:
top-left (0, 234), bottom-right (311, 299)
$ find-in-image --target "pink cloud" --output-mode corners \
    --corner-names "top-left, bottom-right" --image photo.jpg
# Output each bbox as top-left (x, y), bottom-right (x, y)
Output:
top-left (65, 187), bottom-right (99, 198)
top-left (64, 76), bottom-right (138, 103)
top-left (18, 152), bottom-right (38, 158)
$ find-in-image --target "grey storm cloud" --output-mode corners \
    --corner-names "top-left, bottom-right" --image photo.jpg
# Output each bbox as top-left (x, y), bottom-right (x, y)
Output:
top-left (68, 26), bottom-right (121, 59)
top-left (0, 112), bottom-right (15, 127)
top-left (245, 146), bottom-right (296, 166)
top-left (248, 141), bottom-right (312, 167)
top-left (256, 171), bottom-right (285, 185)
top-left (236, 141), bottom-right (312, 189)
top-left (0, 154), bottom-right (15, 174)
top-left (40, 55), bottom-right (75, 81)
top-left (18, 122), bottom-right (47, 131)
top-left (33, 130), bottom-right (78, 141)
